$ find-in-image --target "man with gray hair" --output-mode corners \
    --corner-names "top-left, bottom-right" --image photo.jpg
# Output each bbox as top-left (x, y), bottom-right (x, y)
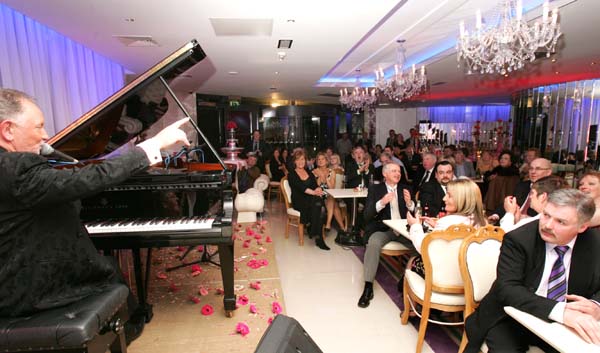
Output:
top-left (465, 189), bottom-right (600, 352)
top-left (357, 162), bottom-right (415, 308)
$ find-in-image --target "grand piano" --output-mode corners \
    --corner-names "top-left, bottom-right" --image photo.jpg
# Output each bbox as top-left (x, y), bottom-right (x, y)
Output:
top-left (46, 40), bottom-right (236, 320)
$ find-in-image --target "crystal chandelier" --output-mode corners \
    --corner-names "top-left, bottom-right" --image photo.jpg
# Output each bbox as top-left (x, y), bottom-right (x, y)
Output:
top-left (374, 40), bottom-right (427, 102)
top-left (457, 0), bottom-right (561, 75)
top-left (339, 70), bottom-right (377, 112)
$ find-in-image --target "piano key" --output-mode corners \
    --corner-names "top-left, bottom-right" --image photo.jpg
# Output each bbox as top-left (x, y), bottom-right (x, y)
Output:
top-left (85, 217), bottom-right (215, 234)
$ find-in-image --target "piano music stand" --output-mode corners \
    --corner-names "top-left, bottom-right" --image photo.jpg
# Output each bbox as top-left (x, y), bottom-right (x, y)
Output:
top-left (165, 245), bottom-right (220, 272)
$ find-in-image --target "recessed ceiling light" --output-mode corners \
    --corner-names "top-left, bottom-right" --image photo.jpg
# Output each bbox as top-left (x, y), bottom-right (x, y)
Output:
top-left (269, 86), bottom-right (277, 91)
top-left (275, 71), bottom-right (279, 75)
top-left (287, 19), bottom-right (295, 23)
top-left (555, 71), bottom-right (560, 74)
top-left (228, 71), bottom-right (239, 75)
top-left (592, 62), bottom-right (597, 66)
top-left (551, 58), bottom-right (556, 63)
top-left (124, 18), bottom-right (135, 22)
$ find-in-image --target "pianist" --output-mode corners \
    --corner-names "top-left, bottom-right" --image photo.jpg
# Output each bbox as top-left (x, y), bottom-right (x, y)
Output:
top-left (0, 88), bottom-right (190, 343)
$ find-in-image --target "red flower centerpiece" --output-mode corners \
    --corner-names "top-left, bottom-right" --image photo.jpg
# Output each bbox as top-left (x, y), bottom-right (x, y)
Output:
top-left (226, 121), bottom-right (238, 131)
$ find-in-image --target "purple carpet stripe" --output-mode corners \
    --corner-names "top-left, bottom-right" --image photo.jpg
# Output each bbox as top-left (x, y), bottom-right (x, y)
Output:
top-left (352, 246), bottom-right (459, 353)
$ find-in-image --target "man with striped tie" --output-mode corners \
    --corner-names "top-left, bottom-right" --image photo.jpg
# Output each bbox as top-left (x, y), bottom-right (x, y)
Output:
top-left (464, 188), bottom-right (600, 352)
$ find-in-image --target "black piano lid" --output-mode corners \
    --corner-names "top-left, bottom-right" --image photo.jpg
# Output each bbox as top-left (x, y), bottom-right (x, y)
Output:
top-left (47, 40), bottom-right (212, 162)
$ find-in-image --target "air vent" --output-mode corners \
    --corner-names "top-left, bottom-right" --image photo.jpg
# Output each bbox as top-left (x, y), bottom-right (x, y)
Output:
top-left (210, 18), bottom-right (273, 36)
top-left (113, 35), bottom-right (159, 47)
top-left (318, 93), bottom-right (340, 97)
top-left (278, 39), bottom-right (293, 49)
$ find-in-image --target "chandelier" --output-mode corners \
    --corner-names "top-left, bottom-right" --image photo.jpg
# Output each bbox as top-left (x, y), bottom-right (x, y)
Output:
top-left (457, 0), bottom-right (561, 75)
top-left (374, 40), bottom-right (427, 102)
top-left (339, 70), bottom-right (377, 112)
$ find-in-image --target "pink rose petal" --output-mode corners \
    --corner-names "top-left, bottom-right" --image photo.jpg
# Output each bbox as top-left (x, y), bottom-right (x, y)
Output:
top-left (249, 304), bottom-right (258, 313)
top-left (156, 272), bottom-right (168, 280)
top-left (267, 316), bottom-right (274, 324)
top-left (250, 281), bottom-right (261, 290)
top-left (198, 287), bottom-right (209, 296)
top-left (237, 294), bottom-right (249, 306)
top-left (201, 304), bottom-right (214, 316)
top-left (169, 282), bottom-right (179, 292)
top-left (190, 264), bottom-right (203, 273)
top-left (216, 288), bottom-right (224, 295)
top-left (265, 236), bottom-right (273, 243)
top-left (236, 322), bottom-right (250, 336)
top-left (272, 301), bottom-right (283, 314)
top-left (189, 296), bottom-right (200, 304)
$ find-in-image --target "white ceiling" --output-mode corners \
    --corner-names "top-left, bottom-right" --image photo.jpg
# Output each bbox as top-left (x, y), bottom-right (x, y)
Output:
top-left (3, 0), bottom-right (600, 106)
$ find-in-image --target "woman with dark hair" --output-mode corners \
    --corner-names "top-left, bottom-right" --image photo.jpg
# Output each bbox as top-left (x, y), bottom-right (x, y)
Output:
top-left (484, 150), bottom-right (519, 182)
top-left (287, 150), bottom-right (329, 250)
top-left (269, 146), bottom-right (286, 181)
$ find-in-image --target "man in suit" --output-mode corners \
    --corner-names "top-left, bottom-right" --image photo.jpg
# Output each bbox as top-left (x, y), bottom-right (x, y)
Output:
top-left (244, 130), bottom-right (270, 173)
top-left (374, 151), bottom-right (409, 185)
top-left (357, 163), bottom-right (415, 308)
top-left (345, 145), bottom-right (374, 188)
top-left (489, 158), bottom-right (553, 222)
top-left (385, 129), bottom-right (396, 148)
top-left (418, 160), bottom-right (454, 217)
top-left (465, 188), bottom-right (600, 352)
top-left (236, 153), bottom-right (261, 193)
top-left (413, 152), bottom-right (437, 192)
top-left (453, 148), bottom-right (476, 178)
top-left (400, 144), bottom-right (422, 180)
top-left (0, 88), bottom-right (190, 343)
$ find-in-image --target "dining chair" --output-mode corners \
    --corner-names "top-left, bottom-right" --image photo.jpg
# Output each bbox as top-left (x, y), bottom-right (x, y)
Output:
top-left (400, 224), bottom-right (475, 353)
top-left (265, 163), bottom-right (281, 208)
top-left (457, 225), bottom-right (543, 353)
top-left (280, 176), bottom-right (304, 246)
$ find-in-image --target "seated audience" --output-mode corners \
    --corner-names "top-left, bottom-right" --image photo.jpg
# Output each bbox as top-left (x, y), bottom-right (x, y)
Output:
top-left (0, 88), bottom-right (190, 344)
top-left (464, 189), bottom-right (600, 352)
top-left (357, 163), bottom-right (415, 308)
top-left (519, 147), bottom-right (541, 180)
top-left (475, 150), bottom-right (496, 176)
top-left (407, 178), bottom-right (486, 276)
top-left (269, 146), bottom-right (286, 181)
top-left (329, 153), bottom-right (344, 175)
top-left (312, 152), bottom-right (347, 235)
top-left (578, 171), bottom-right (600, 228)
top-left (454, 147), bottom-right (476, 178)
top-left (345, 145), bottom-right (374, 188)
top-left (485, 150), bottom-right (519, 182)
top-left (500, 175), bottom-right (569, 232)
top-left (413, 152), bottom-right (437, 192)
top-left (237, 153), bottom-right (261, 193)
top-left (287, 150), bottom-right (329, 251)
top-left (418, 160), bottom-right (455, 216)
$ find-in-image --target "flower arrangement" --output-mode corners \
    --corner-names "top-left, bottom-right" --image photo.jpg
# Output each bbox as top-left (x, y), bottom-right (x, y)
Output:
top-left (226, 121), bottom-right (238, 130)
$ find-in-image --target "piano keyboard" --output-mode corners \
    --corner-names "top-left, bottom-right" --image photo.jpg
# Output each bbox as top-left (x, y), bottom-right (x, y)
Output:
top-left (85, 217), bottom-right (215, 234)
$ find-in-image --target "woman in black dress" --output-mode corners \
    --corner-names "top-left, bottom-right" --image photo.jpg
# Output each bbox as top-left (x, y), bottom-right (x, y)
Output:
top-left (269, 146), bottom-right (286, 181)
top-left (287, 150), bottom-right (329, 250)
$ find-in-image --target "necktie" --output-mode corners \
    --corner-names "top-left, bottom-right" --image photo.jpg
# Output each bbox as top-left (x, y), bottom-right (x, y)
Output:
top-left (420, 170), bottom-right (430, 187)
top-left (547, 245), bottom-right (569, 302)
top-left (253, 141), bottom-right (259, 152)
top-left (390, 187), bottom-right (401, 220)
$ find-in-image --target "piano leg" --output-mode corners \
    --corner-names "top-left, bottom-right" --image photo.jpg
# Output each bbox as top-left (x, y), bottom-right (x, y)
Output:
top-left (218, 242), bottom-right (236, 317)
top-left (132, 247), bottom-right (154, 323)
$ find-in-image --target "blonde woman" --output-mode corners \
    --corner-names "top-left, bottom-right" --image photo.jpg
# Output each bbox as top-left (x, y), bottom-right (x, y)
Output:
top-left (406, 178), bottom-right (486, 276)
top-left (476, 150), bottom-right (495, 176)
top-left (329, 153), bottom-right (345, 175)
top-left (578, 171), bottom-right (600, 228)
top-left (313, 152), bottom-right (347, 233)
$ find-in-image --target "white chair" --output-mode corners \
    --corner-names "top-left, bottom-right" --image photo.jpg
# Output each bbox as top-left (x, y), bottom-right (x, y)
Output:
top-left (458, 225), bottom-right (543, 353)
top-left (234, 174), bottom-right (269, 223)
top-left (265, 163), bottom-right (281, 207)
top-left (401, 224), bottom-right (475, 353)
top-left (280, 176), bottom-right (304, 245)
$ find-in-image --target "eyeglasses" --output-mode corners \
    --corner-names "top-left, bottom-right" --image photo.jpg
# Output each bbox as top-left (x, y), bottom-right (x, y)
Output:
top-left (530, 167), bottom-right (551, 172)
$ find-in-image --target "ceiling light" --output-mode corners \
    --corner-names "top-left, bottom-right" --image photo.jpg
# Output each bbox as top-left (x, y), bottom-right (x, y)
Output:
top-left (457, 0), bottom-right (562, 75)
top-left (551, 58), bottom-right (557, 63)
top-left (555, 71), bottom-right (560, 74)
top-left (228, 71), bottom-right (239, 75)
top-left (375, 40), bottom-right (427, 103)
top-left (124, 18), bottom-right (135, 22)
top-left (340, 69), bottom-right (377, 112)
top-left (278, 39), bottom-right (293, 49)
top-left (287, 19), bottom-right (295, 23)
top-left (274, 71), bottom-right (279, 75)
top-left (277, 51), bottom-right (286, 61)
top-left (592, 62), bottom-right (597, 66)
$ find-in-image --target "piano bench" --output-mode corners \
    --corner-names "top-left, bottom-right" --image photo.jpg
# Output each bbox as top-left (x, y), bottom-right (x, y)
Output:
top-left (0, 284), bottom-right (129, 353)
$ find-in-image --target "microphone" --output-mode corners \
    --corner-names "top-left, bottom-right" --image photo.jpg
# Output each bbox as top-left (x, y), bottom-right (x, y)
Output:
top-left (40, 143), bottom-right (79, 163)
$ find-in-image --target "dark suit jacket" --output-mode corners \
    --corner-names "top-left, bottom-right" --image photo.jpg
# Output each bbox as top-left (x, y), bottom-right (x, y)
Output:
top-left (363, 182), bottom-right (412, 243)
top-left (0, 147), bottom-right (150, 317)
top-left (464, 221), bottom-right (600, 352)
top-left (418, 179), bottom-right (446, 216)
top-left (412, 166), bottom-right (434, 191)
top-left (401, 153), bottom-right (422, 180)
top-left (345, 159), bottom-right (374, 188)
top-left (243, 138), bottom-right (271, 173)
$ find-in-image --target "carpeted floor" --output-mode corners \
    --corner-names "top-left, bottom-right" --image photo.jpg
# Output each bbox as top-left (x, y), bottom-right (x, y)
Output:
top-left (127, 221), bottom-right (285, 353)
top-left (351, 247), bottom-right (462, 353)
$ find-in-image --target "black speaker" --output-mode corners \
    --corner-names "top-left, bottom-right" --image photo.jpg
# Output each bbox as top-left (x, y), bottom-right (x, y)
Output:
top-left (254, 315), bottom-right (323, 353)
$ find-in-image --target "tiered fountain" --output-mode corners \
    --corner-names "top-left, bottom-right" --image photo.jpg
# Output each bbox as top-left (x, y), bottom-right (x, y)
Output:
top-left (221, 121), bottom-right (244, 166)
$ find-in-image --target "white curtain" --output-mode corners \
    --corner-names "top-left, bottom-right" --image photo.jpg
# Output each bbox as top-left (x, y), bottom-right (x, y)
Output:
top-left (0, 4), bottom-right (125, 136)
